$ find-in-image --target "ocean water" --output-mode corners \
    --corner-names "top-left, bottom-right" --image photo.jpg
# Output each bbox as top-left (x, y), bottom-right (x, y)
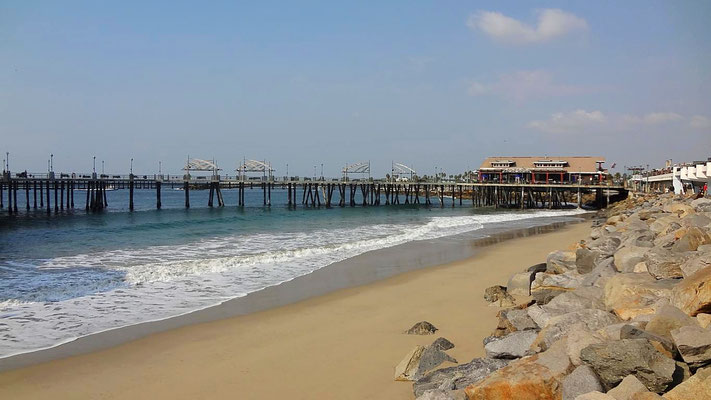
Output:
top-left (0, 187), bottom-right (584, 357)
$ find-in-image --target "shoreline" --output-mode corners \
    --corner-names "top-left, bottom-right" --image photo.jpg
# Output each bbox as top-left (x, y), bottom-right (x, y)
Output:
top-left (0, 214), bottom-right (587, 371)
top-left (0, 218), bottom-right (591, 399)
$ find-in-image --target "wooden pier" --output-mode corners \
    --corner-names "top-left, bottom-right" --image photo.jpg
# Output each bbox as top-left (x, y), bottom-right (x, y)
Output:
top-left (0, 173), bottom-right (627, 215)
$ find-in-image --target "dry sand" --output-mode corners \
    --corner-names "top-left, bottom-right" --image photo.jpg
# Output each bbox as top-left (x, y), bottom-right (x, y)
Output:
top-left (0, 221), bottom-right (590, 400)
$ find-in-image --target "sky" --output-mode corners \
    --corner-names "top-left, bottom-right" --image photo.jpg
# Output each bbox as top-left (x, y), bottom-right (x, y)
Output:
top-left (1, 1), bottom-right (710, 177)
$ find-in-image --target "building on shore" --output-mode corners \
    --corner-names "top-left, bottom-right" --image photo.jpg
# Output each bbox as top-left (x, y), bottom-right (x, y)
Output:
top-left (631, 158), bottom-right (710, 194)
top-left (476, 156), bottom-right (608, 184)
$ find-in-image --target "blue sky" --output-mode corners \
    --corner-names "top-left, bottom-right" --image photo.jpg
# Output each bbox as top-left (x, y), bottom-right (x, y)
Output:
top-left (1, 1), bottom-right (709, 177)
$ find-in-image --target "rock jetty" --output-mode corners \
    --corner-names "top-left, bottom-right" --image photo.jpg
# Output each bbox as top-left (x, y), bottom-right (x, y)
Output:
top-left (405, 193), bottom-right (711, 400)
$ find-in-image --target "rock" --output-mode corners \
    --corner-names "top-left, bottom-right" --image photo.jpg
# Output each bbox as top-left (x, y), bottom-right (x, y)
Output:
top-left (580, 339), bottom-right (677, 393)
top-left (415, 389), bottom-right (458, 400)
top-left (581, 258), bottom-right (617, 288)
top-left (614, 246), bottom-right (651, 273)
top-left (603, 274), bottom-right (675, 320)
top-left (407, 321), bottom-right (439, 335)
top-left (650, 216), bottom-right (680, 234)
top-left (633, 262), bottom-right (648, 273)
top-left (507, 272), bottom-right (535, 296)
top-left (607, 215), bottom-right (626, 225)
top-left (484, 330), bottom-right (538, 359)
top-left (619, 325), bottom-right (676, 357)
top-left (531, 309), bottom-right (619, 352)
top-left (607, 374), bottom-right (649, 400)
top-left (528, 262), bottom-right (548, 273)
top-left (574, 392), bottom-right (615, 400)
top-left (492, 308), bottom-right (539, 337)
top-left (620, 231), bottom-right (655, 249)
top-left (699, 243), bottom-right (711, 253)
top-left (628, 392), bottom-right (663, 399)
top-left (672, 227), bottom-right (711, 252)
top-left (645, 304), bottom-right (698, 339)
top-left (394, 344), bottom-right (457, 381)
top-left (588, 235), bottom-right (623, 256)
top-left (680, 213), bottom-right (711, 228)
top-left (544, 286), bottom-right (605, 315)
top-left (431, 337), bottom-right (455, 351)
top-left (670, 203), bottom-right (695, 217)
top-left (691, 198), bottom-right (711, 212)
top-left (413, 358), bottom-right (509, 398)
top-left (533, 289), bottom-right (563, 305)
top-left (562, 365), bottom-right (604, 400)
top-left (663, 366), bottom-right (711, 400)
top-left (680, 254), bottom-right (711, 278)
top-left (698, 314), bottom-right (711, 329)
top-left (465, 340), bottom-right (573, 400)
top-left (671, 266), bottom-right (711, 316)
top-left (598, 322), bottom-right (647, 341)
top-left (565, 325), bottom-right (605, 366)
top-left (484, 285), bottom-right (516, 307)
top-left (671, 325), bottom-right (711, 368)
top-left (532, 272), bottom-right (584, 292)
top-left (577, 248), bottom-right (607, 274)
top-left (547, 250), bottom-right (577, 274)
top-left (643, 247), bottom-right (688, 279)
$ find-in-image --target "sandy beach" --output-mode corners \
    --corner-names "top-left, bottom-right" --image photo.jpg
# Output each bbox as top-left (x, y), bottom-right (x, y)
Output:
top-left (0, 221), bottom-right (590, 400)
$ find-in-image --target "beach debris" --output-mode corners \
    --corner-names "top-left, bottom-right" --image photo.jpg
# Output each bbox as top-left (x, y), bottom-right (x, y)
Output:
top-left (406, 321), bottom-right (438, 335)
top-left (561, 365), bottom-right (604, 400)
top-left (394, 344), bottom-right (457, 381)
top-left (580, 339), bottom-right (676, 393)
top-left (412, 358), bottom-right (509, 398)
top-left (430, 337), bottom-right (455, 351)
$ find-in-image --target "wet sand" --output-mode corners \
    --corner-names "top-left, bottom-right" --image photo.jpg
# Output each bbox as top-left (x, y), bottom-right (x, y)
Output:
top-left (0, 220), bottom-right (589, 399)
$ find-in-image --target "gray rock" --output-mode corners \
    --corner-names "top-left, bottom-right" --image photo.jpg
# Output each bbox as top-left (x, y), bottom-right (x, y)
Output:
top-left (406, 321), bottom-right (438, 335)
top-left (580, 339), bottom-right (677, 393)
top-left (588, 235), bottom-right (622, 256)
top-left (619, 325), bottom-right (676, 356)
top-left (614, 246), bottom-right (651, 273)
top-left (691, 197), bottom-right (711, 212)
top-left (577, 248), bottom-right (608, 274)
top-left (431, 337), bottom-right (455, 351)
top-left (644, 247), bottom-right (688, 279)
top-left (484, 330), bottom-right (538, 359)
top-left (671, 324), bottom-right (711, 368)
top-left (547, 250), bottom-right (577, 274)
top-left (532, 309), bottom-right (620, 352)
top-left (672, 227), bottom-right (711, 253)
top-left (498, 308), bottom-right (539, 333)
top-left (681, 213), bottom-right (711, 228)
top-left (581, 258), bottom-right (617, 288)
top-left (532, 289), bottom-right (562, 305)
top-left (412, 357), bottom-right (509, 397)
top-left (645, 304), bottom-right (698, 339)
top-left (532, 271), bottom-right (585, 291)
top-left (395, 344), bottom-right (458, 381)
top-left (562, 365), bottom-right (604, 400)
top-left (545, 286), bottom-right (605, 315)
top-left (415, 389), bottom-right (458, 400)
top-left (621, 231), bottom-right (656, 249)
top-left (680, 254), bottom-right (711, 278)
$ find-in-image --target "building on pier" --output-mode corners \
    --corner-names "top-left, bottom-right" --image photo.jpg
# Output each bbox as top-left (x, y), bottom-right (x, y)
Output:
top-left (477, 156), bottom-right (608, 184)
top-left (630, 158), bottom-right (710, 194)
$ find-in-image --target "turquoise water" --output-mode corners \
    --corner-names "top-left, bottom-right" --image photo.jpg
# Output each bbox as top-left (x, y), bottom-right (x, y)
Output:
top-left (0, 188), bottom-right (583, 357)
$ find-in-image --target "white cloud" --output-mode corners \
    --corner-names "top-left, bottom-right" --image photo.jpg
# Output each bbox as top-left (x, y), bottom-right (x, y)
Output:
top-left (467, 9), bottom-right (588, 44)
top-left (468, 70), bottom-right (589, 101)
top-left (528, 109), bottom-right (606, 133)
top-left (690, 115), bottom-right (711, 129)
top-left (622, 112), bottom-right (683, 125)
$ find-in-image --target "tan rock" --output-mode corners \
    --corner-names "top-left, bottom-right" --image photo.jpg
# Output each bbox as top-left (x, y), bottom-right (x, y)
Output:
top-left (604, 274), bottom-right (675, 320)
top-left (629, 393), bottom-right (662, 400)
top-left (671, 266), bottom-right (711, 316)
top-left (607, 375), bottom-right (648, 400)
top-left (395, 345), bottom-right (425, 381)
top-left (633, 262), bottom-right (649, 273)
top-left (672, 226), bottom-right (711, 252)
top-left (670, 203), bottom-right (695, 217)
top-left (670, 325), bottom-right (711, 368)
top-left (645, 304), bottom-right (699, 339)
top-left (697, 313), bottom-right (711, 329)
top-left (574, 392), bottom-right (614, 399)
top-left (663, 367), bottom-right (711, 400)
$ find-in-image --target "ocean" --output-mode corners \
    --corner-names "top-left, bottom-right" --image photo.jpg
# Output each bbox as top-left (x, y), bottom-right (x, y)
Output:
top-left (0, 187), bottom-right (584, 358)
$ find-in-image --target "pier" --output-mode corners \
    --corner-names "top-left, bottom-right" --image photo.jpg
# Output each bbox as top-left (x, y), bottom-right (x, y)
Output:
top-left (0, 173), bottom-right (627, 215)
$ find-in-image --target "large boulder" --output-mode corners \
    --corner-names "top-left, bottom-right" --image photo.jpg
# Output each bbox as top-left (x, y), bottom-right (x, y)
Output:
top-left (492, 308), bottom-right (539, 337)
top-left (547, 250), bottom-right (577, 274)
top-left (606, 374), bottom-right (649, 400)
top-left (544, 287), bottom-right (605, 315)
top-left (671, 266), bottom-right (711, 316)
top-left (580, 339), bottom-right (677, 393)
top-left (576, 248), bottom-right (607, 274)
top-left (412, 357), bottom-right (509, 398)
top-left (680, 213), bottom-right (711, 228)
top-left (394, 345), bottom-right (457, 381)
top-left (672, 226), bottom-right (711, 252)
top-left (465, 340), bottom-right (573, 400)
top-left (691, 198), bottom-right (711, 212)
top-left (531, 272), bottom-right (585, 305)
top-left (645, 304), bottom-right (698, 339)
top-left (680, 254), bottom-right (711, 278)
top-left (619, 325), bottom-right (676, 358)
top-left (507, 271), bottom-right (535, 296)
top-left (564, 324), bottom-right (605, 366)
top-left (670, 325), bottom-right (711, 368)
top-left (649, 215), bottom-right (680, 234)
top-left (643, 247), bottom-right (688, 279)
top-left (614, 246), bottom-right (650, 273)
top-left (663, 366), bottom-right (711, 400)
top-left (484, 330), bottom-right (538, 359)
top-left (581, 258), bottom-right (617, 288)
top-left (531, 309), bottom-right (619, 352)
top-left (669, 203), bottom-right (695, 217)
top-left (562, 365), bottom-right (604, 400)
top-left (603, 274), bottom-right (676, 320)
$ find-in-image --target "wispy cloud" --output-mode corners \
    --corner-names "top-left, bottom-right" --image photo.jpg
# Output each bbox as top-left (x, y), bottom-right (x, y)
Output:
top-left (690, 115), bottom-right (711, 129)
top-left (528, 110), bottom-right (709, 134)
top-left (527, 109), bottom-right (606, 134)
top-left (467, 70), bottom-right (592, 102)
top-left (467, 9), bottom-right (588, 45)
